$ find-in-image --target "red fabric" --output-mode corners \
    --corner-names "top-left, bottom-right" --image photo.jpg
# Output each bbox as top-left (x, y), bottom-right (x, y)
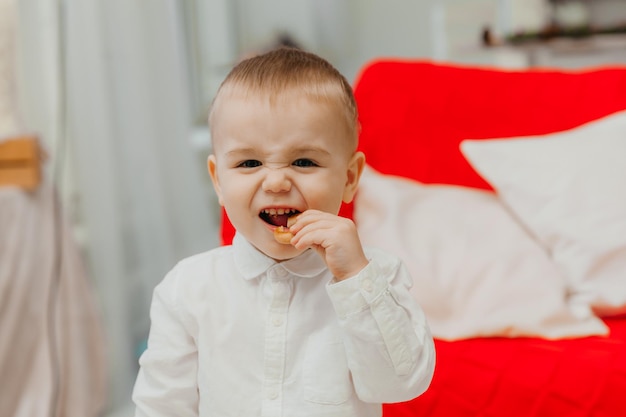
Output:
top-left (221, 208), bottom-right (235, 245)
top-left (354, 60), bottom-right (626, 190)
top-left (383, 318), bottom-right (626, 417)
top-left (353, 60), bottom-right (626, 417)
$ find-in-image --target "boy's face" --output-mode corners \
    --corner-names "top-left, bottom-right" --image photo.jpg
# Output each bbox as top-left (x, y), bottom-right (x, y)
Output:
top-left (208, 93), bottom-right (364, 260)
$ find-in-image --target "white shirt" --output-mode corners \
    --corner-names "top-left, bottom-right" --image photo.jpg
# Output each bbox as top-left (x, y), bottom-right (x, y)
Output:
top-left (133, 233), bottom-right (435, 417)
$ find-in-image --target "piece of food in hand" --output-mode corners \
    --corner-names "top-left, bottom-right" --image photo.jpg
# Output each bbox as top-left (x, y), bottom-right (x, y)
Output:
top-left (273, 215), bottom-right (298, 244)
top-left (273, 226), bottom-right (293, 244)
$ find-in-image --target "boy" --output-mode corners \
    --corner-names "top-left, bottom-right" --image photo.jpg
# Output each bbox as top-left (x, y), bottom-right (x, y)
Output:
top-left (132, 47), bottom-right (435, 417)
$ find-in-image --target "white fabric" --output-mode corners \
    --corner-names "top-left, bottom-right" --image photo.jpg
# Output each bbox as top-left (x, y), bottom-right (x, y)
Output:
top-left (354, 166), bottom-right (608, 341)
top-left (132, 233), bottom-right (435, 417)
top-left (461, 110), bottom-right (626, 318)
top-left (0, 184), bottom-right (107, 417)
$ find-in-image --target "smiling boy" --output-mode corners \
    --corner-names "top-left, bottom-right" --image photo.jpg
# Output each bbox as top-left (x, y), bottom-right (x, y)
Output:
top-left (133, 47), bottom-right (435, 417)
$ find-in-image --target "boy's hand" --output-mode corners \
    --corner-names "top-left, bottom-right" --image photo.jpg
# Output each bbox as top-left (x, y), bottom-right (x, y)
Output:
top-left (289, 210), bottom-right (369, 281)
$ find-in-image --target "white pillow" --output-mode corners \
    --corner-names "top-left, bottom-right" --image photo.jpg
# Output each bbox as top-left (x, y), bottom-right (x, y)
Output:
top-left (461, 110), bottom-right (626, 319)
top-left (354, 166), bottom-right (607, 341)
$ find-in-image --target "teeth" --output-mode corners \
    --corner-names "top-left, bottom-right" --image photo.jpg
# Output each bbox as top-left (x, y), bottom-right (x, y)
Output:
top-left (262, 208), bottom-right (296, 216)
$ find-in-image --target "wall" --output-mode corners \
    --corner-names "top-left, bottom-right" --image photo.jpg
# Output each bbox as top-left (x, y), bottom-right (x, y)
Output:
top-left (227, 0), bottom-right (548, 82)
top-left (230, 0), bottom-right (436, 83)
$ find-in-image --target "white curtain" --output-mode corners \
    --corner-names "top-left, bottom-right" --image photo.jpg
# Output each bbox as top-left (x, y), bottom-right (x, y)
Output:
top-left (0, 0), bottom-right (21, 139)
top-left (16, 0), bottom-right (221, 414)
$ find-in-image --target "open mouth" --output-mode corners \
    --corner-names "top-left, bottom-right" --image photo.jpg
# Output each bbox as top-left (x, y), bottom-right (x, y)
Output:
top-left (260, 208), bottom-right (301, 228)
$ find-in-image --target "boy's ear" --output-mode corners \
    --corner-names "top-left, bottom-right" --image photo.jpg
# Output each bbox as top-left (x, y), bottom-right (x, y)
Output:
top-left (342, 151), bottom-right (366, 204)
top-left (207, 155), bottom-right (224, 206)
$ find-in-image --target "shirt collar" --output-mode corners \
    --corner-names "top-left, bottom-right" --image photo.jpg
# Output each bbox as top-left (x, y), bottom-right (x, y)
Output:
top-left (232, 233), bottom-right (327, 280)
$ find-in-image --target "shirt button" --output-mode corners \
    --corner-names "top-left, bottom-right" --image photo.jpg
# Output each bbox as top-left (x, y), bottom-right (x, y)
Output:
top-left (272, 316), bottom-right (283, 326)
top-left (267, 390), bottom-right (278, 400)
top-left (362, 279), bottom-right (373, 292)
top-left (277, 268), bottom-right (288, 277)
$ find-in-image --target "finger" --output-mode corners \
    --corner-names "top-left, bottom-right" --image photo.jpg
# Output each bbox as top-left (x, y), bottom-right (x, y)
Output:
top-left (288, 210), bottom-right (328, 231)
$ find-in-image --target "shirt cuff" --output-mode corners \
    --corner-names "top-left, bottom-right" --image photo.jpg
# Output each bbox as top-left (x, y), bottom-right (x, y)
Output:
top-left (326, 260), bottom-right (389, 318)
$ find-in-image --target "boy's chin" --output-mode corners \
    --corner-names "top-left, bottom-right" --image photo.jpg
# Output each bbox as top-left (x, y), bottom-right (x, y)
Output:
top-left (260, 241), bottom-right (305, 262)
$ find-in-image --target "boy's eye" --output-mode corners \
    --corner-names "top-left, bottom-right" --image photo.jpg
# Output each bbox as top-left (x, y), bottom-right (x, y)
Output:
top-left (292, 159), bottom-right (318, 167)
top-left (238, 160), bottom-right (262, 168)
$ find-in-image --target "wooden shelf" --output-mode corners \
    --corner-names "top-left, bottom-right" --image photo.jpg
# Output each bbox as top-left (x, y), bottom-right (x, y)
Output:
top-left (0, 136), bottom-right (43, 191)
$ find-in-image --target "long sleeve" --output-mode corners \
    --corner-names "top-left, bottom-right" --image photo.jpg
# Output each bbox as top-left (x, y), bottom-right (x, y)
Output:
top-left (133, 266), bottom-right (199, 417)
top-left (132, 240), bottom-right (433, 416)
top-left (326, 248), bottom-right (436, 404)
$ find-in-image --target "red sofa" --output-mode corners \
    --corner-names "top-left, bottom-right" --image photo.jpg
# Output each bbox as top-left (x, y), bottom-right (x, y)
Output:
top-left (355, 60), bottom-right (626, 417)
top-left (220, 60), bottom-right (626, 417)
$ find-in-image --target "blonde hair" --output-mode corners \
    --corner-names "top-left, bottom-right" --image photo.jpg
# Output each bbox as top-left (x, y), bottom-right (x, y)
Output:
top-left (209, 47), bottom-right (359, 147)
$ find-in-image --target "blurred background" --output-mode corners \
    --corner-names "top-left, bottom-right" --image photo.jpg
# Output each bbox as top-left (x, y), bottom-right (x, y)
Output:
top-left (2, 0), bottom-right (625, 416)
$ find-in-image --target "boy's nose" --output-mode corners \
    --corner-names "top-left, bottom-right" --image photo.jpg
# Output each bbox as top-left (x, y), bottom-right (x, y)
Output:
top-left (262, 168), bottom-right (291, 193)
